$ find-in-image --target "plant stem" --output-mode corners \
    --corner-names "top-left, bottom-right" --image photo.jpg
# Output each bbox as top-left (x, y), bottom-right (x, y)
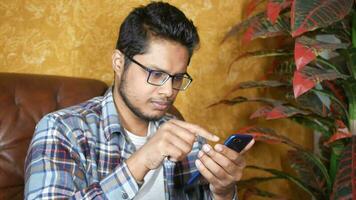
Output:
top-left (329, 143), bottom-right (344, 193)
top-left (347, 10), bottom-right (356, 131)
top-left (352, 10), bottom-right (356, 48)
top-left (344, 81), bottom-right (356, 135)
top-left (345, 10), bottom-right (356, 109)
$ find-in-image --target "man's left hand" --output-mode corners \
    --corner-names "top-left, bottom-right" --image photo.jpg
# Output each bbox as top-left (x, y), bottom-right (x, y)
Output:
top-left (195, 140), bottom-right (254, 200)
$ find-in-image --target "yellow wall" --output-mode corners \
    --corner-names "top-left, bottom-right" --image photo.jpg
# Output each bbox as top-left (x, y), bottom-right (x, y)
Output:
top-left (0, 0), bottom-right (313, 199)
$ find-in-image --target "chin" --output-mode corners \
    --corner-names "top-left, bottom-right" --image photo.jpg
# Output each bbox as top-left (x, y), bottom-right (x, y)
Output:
top-left (144, 110), bottom-right (166, 121)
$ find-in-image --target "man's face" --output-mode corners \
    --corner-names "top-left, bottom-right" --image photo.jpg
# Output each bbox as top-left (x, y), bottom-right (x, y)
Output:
top-left (116, 39), bottom-right (190, 121)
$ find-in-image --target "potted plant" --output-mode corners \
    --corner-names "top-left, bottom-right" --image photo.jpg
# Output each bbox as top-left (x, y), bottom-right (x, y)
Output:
top-left (214, 0), bottom-right (356, 199)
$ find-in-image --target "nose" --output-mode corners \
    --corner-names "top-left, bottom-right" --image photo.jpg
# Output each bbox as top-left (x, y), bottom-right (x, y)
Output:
top-left (158, 77), bottom-right (174, 97)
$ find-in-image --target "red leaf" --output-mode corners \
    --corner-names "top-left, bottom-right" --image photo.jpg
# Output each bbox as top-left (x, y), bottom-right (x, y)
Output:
top-left (294, 41), bottom-right (316, 70)
top-left (245, 0), bottom-right (266, 18)
top-left (236, 126), bottom-right (279, 143)
top-left (291, 0), bottom-right (354, 37)
top-left (324, 120), bottom-right (352, 145)
top-left (221, 12), bottom-right (265, 44)
top-left (293, 65), bottom-right (348, 98)
top-left (242, 25), bottom-right (255, 43)
top-left (323, 81), bottom-right (346, 103)
top-left (266, 106), bottom-right (288, 119)
top-left (330, 136), bottom-right (356, 199)
top-left (267, 1), bottom-right (281, 24)
top-left (294, 36), bottom-right (348, 70)
top-left (250, 106), bottom-right (273, 119)
top-left (287, 150), bottom-right (328, 194)
top-left (291, 22), bottom-right (308, 37)
top-left (267, 0), bottom-right (292, 24)
top-left (324, 133), bottom-right (352, 146)
top-left (236, 126), bottom-right (303, 148)
top-left (293, 70), bottom-right (316, 98)
top-left (241, 13), bottom-right (289, 44)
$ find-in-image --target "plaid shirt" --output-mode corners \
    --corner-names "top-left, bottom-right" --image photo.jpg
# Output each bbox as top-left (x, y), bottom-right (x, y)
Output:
top-left (24, 87), bottom-right (215, 200)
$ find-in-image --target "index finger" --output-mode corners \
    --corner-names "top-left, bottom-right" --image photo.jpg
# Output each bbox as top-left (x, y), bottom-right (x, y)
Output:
top-left (169, 119), bottom-right (220, 142)
top-left (239, 139), bottom-right (255, 154)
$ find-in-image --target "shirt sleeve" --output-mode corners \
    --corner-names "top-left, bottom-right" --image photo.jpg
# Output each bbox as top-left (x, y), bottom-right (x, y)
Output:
top-left (24, 115), bottom-right (140, 200)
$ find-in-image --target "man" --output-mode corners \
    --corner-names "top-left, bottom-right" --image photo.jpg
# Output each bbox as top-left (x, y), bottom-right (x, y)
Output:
top-left (25, 2), bottom-right (254, 200)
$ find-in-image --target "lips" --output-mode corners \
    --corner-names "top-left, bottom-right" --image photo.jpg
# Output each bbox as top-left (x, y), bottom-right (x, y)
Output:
top-left (151, 101), bottom-right (171, 111)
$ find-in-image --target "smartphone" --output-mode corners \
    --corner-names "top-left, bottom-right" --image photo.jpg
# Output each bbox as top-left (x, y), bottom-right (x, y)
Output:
top-left (187, 134), bottom-right (253, 185)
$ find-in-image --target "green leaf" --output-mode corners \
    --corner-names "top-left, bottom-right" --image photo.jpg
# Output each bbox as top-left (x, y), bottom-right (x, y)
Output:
top-left (295, 90), bottom-right (331, 117)
top-left (234, 80), bottom-right (288, 89)
top-left (287, 150), bottom-right (330, 198)
top-left (243, 12), bottom-right (290, 42)
top-left (208, 97), bottom-right (286, 108)
top-left (314, 84), bottom-right (331, 110)
top-left (293, 65), bottom-right (349, 98)
top-left (294, 36), bottom-right (349, 70)
top-left (236, 126), bottom-right (304, 149)
top-left (247, 165), bottom-right (321, 199)
top-left (301, 65), bottom-right (349, 83)
top-left (270, 59), bottom-right (296, 78)
top-left (228, 49), bottom-right (293, 73)
top-left (310, 88), bottom-right (350, 122)
top-left (291, 115), bottom-right (333, 137)
top-left (352, 8), bottom-right (356, 47)
top-left (330, 136), bottom-right (356, 199)
top-left (221, 12), bottom-right (266, 44)
top-left (343, 80), bottom-right (356, 121)
top-left (225, 80), bottom-right (287, 98)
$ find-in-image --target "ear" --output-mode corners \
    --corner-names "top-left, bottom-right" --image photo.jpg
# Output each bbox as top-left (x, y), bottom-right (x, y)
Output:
top-left (112, 49), bottom-right (125, 75)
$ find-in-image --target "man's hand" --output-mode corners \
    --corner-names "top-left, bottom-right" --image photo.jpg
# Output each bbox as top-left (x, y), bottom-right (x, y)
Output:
top-left (126, 119), bottom-right (220, 183)
top-left (196, 140), bottom-right (254, 200)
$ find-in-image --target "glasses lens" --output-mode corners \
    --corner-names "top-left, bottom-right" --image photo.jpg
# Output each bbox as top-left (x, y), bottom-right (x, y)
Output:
top-left (172, 75), bottom-right (191, 90)
top-left (148, 71), bottom-right (169, 85)
top-left (148, 70), bottom-right (192, 90)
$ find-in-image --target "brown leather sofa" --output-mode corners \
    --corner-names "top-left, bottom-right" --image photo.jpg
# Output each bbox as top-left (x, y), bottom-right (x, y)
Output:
top-left (0, 73), bottom-right (182, 199)
top-left (0, 73), bottom-right (108, 199)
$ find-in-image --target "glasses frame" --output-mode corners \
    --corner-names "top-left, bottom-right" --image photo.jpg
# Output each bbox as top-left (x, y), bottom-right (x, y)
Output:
top-left (125, 55), bottom-right (193, 91)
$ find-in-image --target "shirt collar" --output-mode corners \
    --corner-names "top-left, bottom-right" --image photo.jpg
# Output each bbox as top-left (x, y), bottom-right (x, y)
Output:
top-left (100, 87), bottom-right (124, 141)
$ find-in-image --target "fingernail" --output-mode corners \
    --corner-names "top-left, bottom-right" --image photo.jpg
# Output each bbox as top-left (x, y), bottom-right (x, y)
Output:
top-left (203, 144), bottom-right (211, 153)
top-left (215, 144), bottom-right (223, 152)
top-left (198, 151), bottom-right (203, 158)
top-left (195, 159), bottom-right (201, 167)
top-left (213, 135), bottom-right (220, 141)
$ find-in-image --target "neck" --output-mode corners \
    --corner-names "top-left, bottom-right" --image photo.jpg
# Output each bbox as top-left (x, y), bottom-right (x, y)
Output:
top-left (113, 87), bottom-right (148, 137)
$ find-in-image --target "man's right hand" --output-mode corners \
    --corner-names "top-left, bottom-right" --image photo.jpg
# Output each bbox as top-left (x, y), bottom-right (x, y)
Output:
top-left (126, 119), bottom-right (220, 183)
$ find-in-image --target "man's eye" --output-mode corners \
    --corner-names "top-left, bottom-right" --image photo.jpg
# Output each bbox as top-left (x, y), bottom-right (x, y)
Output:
top-left (151, 71), bottom-right (165, 79)
top-left (174, 75), bottom-right (184, 81)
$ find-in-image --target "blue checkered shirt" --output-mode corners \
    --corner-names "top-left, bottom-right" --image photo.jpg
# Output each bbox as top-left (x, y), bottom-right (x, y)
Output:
top-left (24, 88), bottom-right (214, 200)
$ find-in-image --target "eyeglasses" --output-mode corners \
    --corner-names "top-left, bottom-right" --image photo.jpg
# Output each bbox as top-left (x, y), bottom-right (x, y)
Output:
top-left (125, 55), bottom-right (193, 91)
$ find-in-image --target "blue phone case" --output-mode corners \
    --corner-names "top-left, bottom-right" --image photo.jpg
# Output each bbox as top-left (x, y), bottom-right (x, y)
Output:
top-left (187, 134), bottom-right (253, 185)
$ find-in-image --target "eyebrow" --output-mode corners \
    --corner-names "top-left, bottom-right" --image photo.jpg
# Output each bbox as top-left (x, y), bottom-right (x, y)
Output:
top-left (145, 64), bottom-right (187, 76)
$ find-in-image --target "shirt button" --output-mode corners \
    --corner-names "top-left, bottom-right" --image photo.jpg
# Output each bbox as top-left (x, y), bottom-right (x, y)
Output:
top-left (122, 192), bottom-right (128, 199)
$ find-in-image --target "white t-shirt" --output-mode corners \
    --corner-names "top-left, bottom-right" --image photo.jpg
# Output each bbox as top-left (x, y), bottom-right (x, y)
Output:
top-left (125, 122), bottom-right (165, 200)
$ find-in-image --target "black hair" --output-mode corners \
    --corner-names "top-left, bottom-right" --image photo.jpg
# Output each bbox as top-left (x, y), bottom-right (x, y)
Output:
top-left (116, 1), bottom-right (200, 68)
